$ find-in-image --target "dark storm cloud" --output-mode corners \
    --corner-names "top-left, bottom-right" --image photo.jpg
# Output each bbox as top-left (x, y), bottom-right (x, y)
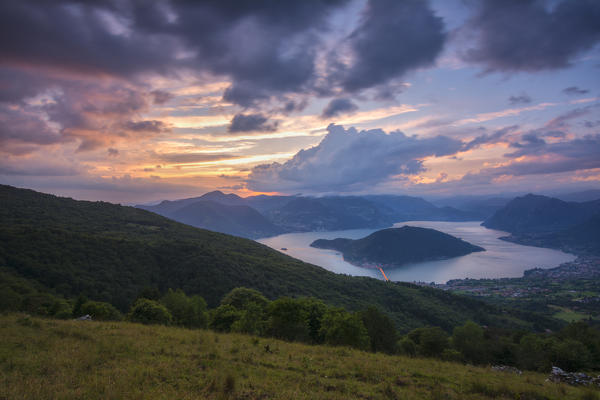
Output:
top-left (337, 0), bottom-right (446, 92)
top-left (463, 0), bottom-right (600, 72)
top-left (562, 86), bottom-right (590, 96)
top-left (247, 124), bottom-right (463, 192)
top-left (321, 98), bottom-right (358, 119)
top-left (0, 0), bottom-right (351, 108)
top-left (508, 94), bottom-right (532, 105)
top-left (228, 113), bottom-right (278, 133)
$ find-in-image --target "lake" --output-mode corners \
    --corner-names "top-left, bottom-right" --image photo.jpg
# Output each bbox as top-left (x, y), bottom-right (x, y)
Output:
top-left (257, 221), bottom-right (577, 283)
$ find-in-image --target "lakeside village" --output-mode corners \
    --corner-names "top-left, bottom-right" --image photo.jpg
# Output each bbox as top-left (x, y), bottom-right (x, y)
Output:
top-left (415, 257), bottom-right (600, 321)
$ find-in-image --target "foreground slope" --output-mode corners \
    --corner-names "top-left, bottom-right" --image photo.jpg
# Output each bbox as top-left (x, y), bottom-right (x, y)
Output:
top-left (0, 315), bottom-right (591, 400)
top-left (311, 226), bottom-right (484, 267)
top-left (0, 184), bottom-right (554, 332)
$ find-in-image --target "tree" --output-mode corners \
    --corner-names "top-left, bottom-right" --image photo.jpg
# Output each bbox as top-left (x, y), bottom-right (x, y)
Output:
top-left (127, 298), bottom-right (172, 325)
top-left (80, 300), bottom-right (121, 321)
top-left (231, 301), bottom-right (267, 335)
top-left (209, 304), bottom-right (243, 332)
top-left (408, 327), bottom-right (449, 357)
top-left (320, 308), bottom-right (370, 351)
top-left (267, 298), bottom-right (310, 342)
top-left (361, 306), bottom-right (398, 354)
top-left (398, 337), bottom-right (417, 356)
top-left (221, 287), bottom-right (269, 310)
top-left (160, 288), bottom-right (207, 328)
top-left (452, 321), bottom-right (487, 364)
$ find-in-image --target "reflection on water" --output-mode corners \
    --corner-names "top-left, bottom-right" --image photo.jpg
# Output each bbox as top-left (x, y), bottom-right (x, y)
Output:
top-left (258, 221), bottom-right (576, 284)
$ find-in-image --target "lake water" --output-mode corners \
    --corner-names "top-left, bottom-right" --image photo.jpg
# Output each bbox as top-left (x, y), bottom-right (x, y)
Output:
top-left (258, 221), bottom-right (576, 284)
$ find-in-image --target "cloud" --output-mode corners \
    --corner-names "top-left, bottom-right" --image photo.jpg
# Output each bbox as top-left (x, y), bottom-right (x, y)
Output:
top-left (463, 0), bottom-right (600, 72)
top-left (321, 98), bottom-right (358, 119)
top-left (150, 90), bottom-right (174, 105)
top-left (508, 94), bottom-right (532, 105)
top-left (247, 124), bottom-right (462, 192)
top-left (228, 113), bottom-right (278, 133)
top-left (153, 152), bottom-right (239, 164)
top-left (336, 0), bottom-right (446, 92)
top-left (122, 120), bottom-right (171, 133)
top-left (562, 86), bottom-right (590, 96)
top-left (107, 148), bottom-right (119, 157)
top-left (462, 125), bottom-right (518, 151)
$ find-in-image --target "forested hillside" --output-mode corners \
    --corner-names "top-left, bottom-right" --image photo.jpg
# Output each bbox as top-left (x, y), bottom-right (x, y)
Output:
top-left (0, 184), bottom-right (556, 332)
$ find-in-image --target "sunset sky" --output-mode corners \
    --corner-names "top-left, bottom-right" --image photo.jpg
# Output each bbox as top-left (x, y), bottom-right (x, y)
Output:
top-left (1, 0), bottom-right (599, 203)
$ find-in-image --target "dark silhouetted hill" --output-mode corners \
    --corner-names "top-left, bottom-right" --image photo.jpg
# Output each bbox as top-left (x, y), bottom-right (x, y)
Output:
top-left (311, 226), bottom-right (484, 267)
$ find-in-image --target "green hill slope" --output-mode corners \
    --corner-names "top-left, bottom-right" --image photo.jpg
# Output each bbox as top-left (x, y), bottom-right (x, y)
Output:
top-left (0, 315), bottom-right (591, 400)
top-left (0, 184), bottom-right (555, 332)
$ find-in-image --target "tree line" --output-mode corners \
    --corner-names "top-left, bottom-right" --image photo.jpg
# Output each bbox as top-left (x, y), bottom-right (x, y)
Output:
top-left (6, 280), bottom-right (597, 373)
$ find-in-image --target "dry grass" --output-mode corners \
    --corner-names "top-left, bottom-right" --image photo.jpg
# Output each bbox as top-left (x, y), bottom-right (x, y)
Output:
top-left (0, 314), bottom-right (595, 399)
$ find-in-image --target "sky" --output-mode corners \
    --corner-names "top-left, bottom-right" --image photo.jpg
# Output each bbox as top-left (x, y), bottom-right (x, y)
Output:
top-left (1, 0), bottom-right (599, 203)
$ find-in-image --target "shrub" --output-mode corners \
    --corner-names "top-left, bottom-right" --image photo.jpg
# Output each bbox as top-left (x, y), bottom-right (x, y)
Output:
top-left (80, 300), bottom-right (122, 321)
top-left (127, 299), bottom-right (172, 325)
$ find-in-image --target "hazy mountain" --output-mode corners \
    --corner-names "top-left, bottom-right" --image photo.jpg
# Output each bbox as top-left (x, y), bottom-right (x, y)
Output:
top-left (266, 196), bottom-right (392, 231)
top-left (432, 196), bottom-right (511, 220)
top-left (482, 194), bottom-right (600, 234)
top-left (137, 191), bottom-right (278, 239)
top-left (169, 200), bottom-right (284, 239)
top-left (311, 226), bottom-right (484, 267)
top-left (554, 189), bottom-right (600, 202)
top-left (1, 184), bottom-right (544, 331)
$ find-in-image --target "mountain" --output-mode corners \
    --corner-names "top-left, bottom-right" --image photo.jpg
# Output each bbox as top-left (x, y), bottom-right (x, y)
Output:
top-left (138, 192), bottom-right (481, 237)
top-left (0, 184), bottom-right (553, 332)
top-left (168, 200), bottom-right (284, 239)
top-left (432, 196), bottom-right (511, 220)
top-left (137, 191), bottom-right (279, 239)
top-left (482, 194), bottom-right (600, 234)
top-left (266, 196), bottom-right (392, 231)
top-left (507, 213), bottom-right (600, 256)
top-left (310, 226), bottom-right (484, 267)
top-left (554, 189), bottom-right (600, 202)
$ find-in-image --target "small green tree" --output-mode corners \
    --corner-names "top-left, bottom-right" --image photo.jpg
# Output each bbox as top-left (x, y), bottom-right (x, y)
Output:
top-left (221, 287), bottom-right (269, 310)
top-left (361, 306), bottom-right (398, 354)
top-left (452, 321), bottom-right (487, 364)
top-left (231, 301), bottom-right (267, 335)
top-left (408, 327), bottom-right (449, 357)
top-left (80, 300), bottom-right (121, 321)
top-left (320, 308), bottom-right (370, 351)
top-left (209, 304), bottom-right (243, 332)
top-left (267, 297), bottom-right (310, 342)
top-left (398, 337), bottom-right (417, 356)
top-left (160, 289), bottom-right (208, 328)
top-left (127, 298), bottom-right (172, 325)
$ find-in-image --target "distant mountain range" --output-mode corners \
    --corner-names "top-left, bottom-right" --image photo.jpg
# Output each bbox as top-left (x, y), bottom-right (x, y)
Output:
top-left (137, 191), bottom-right (481, 239)
top-left (310, 226), bottom-right (484, 268)
top-left (483, 193), bottom-right (600, 255)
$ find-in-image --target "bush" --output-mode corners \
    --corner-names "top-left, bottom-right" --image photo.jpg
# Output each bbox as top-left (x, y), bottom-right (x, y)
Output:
top-left (398, 337), bottom-right (417, 357)
top-left (408, 327), bottom-right (449, 357)
top-left (361, 306), bottom-right (397, 354)
top-left (80, 300), bottom-right (121, 321)
top-left (452, 321), bottom-right (487, 364)
top-left (320, 308), bottom-right (370, 351)
top-left (160, 289), bottom-right (208, 328)
top-left (221, 288), bottom-right (269, 310)
top-left (127, 299), bottom-right (172, 325)
top-left (209, 304), bottom-right (243, 332)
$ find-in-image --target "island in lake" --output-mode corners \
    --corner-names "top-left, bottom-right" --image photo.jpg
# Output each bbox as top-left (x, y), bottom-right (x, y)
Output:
top-left (310, 226), bottom-right (485, 268)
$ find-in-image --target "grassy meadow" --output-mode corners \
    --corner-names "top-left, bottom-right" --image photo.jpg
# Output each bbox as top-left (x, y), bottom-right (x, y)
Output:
top-left (1, 314), bottom-right (598, 400)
